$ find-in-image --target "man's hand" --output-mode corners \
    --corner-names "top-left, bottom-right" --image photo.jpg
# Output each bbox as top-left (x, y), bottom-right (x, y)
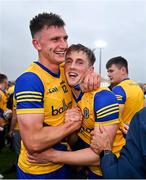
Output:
top-left (0, 126), bottom-right (4, 132)
top-left (3, 109), bottom-right (12, 120)
top-left (64, 107), bottom-right (83, 131)
top-left (8, 130), bottom-right (13, 137)
top-left (27, 148), bottom-right (56, 164)
top-left (120, 123), bottom-right (129, 135)
top-left (80, 70), bottom-right (101, 92)
top-left (91, 124), bottom-right (112, 154)
top-left (65, 107), bottom-right (82, 122)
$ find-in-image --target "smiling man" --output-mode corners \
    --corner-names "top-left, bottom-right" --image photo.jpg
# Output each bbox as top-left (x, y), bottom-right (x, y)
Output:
top-left (27, 44), bottom-right (122, 179)
top-left (106, 56), bottom-right (144, 146)
top-left (14, 13), bottom-right (83, 179)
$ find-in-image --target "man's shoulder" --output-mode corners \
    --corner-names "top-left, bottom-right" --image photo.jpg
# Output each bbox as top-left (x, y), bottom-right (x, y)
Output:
top-left (16, 71), bottom-right (41, 84)
top-left (15, 71), bottom-right (44, 95)
top-left (91, 87), bottom-right (110, 95)
top-left (119, 79), bottom-right (137, 88)
top-left (93, 87), bottom-right (118, 104)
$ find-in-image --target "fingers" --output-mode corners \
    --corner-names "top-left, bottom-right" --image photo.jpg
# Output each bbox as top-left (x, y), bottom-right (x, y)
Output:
top-left (80, 75), bottom-right (89, 92)
top-left (65, 108), bottom-right (82, 122)
top-left (122, 128), bottom-right (128, 134)
top-left (99, 124), bottom-right (104, 133)
top-left (90, 125), bottom-right (112, 154)
top-left (80, 71), bottom-right (100, 92)
top-left (27, 152), bottom-right (38, 163)
top-left (124, 124), bottom-right (129, 130)
top-left (93, 74), bottom-right (101, 90)
top-left (120, 123), bottom-right (129, 135)
top-left (90, 130), bottom-right (94, 136)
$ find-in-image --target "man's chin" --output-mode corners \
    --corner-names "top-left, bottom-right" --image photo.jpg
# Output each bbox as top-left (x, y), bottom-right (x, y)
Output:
top-left (67, 81), bottom-right (78, 87)
top-left (57, 57), bottom-right (65, 63)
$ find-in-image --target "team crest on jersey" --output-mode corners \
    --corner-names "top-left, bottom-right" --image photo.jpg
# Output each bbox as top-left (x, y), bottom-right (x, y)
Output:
top-left (83, 107), bottom-right (89, 119)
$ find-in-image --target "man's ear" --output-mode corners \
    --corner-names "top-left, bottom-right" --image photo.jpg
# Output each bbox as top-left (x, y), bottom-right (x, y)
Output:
top-left (32, 39), bottom-right (41, 51)
top-left (89, 66), bottom-right (94, 72)
top-left (121, 67), bottom-right (126, 74)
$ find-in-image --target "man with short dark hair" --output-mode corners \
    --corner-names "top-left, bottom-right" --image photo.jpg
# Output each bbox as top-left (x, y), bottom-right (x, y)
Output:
top-left (106, 56), bottom-right (144, 149)
top-left (14, 12), bottom-right (83, 179)
top-left (27, 44), bottom-right (120, 179)
top-left (14, 13), bottom-right (99, 179)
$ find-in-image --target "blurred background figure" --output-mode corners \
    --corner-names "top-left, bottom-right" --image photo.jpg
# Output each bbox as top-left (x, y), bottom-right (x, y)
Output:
top-left (106, 56), bottom-right (144, 140)
top-left (9, 98), bottom-right (21, 160)
top-left (0, 74), bottom-right (12, 150)
top-left (0, 73), bottom-right (12, 179)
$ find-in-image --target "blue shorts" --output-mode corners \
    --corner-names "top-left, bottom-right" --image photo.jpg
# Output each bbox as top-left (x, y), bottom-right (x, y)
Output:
top-left (17, 165), bottom-right (70, 179)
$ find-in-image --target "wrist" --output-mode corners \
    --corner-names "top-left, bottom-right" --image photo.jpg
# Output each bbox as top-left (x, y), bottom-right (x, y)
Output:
top-left (50, 150), bottom-right (61, 163)
top-left (99, 150), bottom-right (112, 159)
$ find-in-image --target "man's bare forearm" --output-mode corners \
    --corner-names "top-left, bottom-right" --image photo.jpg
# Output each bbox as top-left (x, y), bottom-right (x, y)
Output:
top-left (49, 147), bottom-right (100, 166)
top-left (21, 121), bottom-right (81, 153)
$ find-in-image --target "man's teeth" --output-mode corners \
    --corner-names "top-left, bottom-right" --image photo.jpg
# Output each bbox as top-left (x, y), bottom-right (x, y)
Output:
top-left (69, 72), bottom-right (78, 77)
top-left (56, 52), bottom-right (65, 55)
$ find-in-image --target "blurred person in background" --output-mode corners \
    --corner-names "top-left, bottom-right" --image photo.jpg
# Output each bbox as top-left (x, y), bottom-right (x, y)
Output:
top-left (7, 81), bottom-right (15, 110)
top-left (106, 56), bottom-right (144, 144)
top-left (9, 98), bottom-right (21, 160)
top-left (0, 74), bottom-right (12, 180)
top-left (0, 74), bottom-right (12, 150)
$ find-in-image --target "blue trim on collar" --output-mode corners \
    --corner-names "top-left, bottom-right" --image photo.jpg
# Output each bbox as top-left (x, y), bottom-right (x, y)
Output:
top-left (74, 84), bottom-right (81, 90)
top-left (72, 91), bottom-right (84, 103)
top-left (34, 61), bottom-right (60, 78)
top-left (122, 78), bottom-right (130, 82)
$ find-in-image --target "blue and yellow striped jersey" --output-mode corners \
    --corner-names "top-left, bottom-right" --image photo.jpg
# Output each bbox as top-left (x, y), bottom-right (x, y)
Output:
top-left (112, 79), bottom-right (144, 124)
top-left (75, 87), bottom-right (120, 176)
top-left (14, 62), bottom-right (73, 174)
top-left (112, 79), bottom-right (144, 152)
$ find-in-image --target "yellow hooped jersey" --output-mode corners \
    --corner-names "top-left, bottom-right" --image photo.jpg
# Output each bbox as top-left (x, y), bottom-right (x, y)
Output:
top-left (112, 79), bottom-right (144, 151)
top-left (76, 87), bottom-right (120, 176)
top-left (14, 62), bottom-right (73, 174)
top-left (0, 89), bottom-right (8, 126)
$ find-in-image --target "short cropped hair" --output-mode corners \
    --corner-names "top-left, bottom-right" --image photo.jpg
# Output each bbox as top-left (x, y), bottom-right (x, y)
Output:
top-left (29, 12), bottom-right (65, 38)
top-left (0, 74), bottom-right (7, 84)
top-left (106, 56), bottom-right (128, 73)
top-left (66, 44), bottom-right (96, 66)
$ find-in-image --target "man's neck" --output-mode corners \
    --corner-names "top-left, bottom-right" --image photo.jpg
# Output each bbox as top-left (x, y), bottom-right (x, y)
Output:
top-left (121, 75), bottom-right (129, 82)
top-left (38, 57), bottom-right (60, 74)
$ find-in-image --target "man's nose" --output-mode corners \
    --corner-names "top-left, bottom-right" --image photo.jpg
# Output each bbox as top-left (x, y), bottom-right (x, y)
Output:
top-left (59, 38), bottom-right (68, 48)
top-left (70, 62), bottom-right (76, 69)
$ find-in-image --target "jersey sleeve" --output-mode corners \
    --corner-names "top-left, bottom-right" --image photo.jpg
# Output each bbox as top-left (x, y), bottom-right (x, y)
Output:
top-left (94, 90), bottom-right (120, 126)
top-left (14, 72), bottom-right (44, 114)
top-left (112, 86), bottom-right (126, 105)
